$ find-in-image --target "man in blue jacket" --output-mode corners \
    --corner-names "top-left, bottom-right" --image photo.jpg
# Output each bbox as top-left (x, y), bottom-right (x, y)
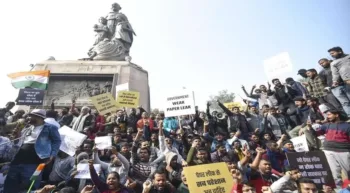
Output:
top-left (4, 109), bottom-right (61, 193)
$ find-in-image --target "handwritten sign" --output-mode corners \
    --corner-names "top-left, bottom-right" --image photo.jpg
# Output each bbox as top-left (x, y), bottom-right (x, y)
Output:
top-left (183, 162), bottom-right (233, 193)
top-left (264, 52), bottom-right (293, 81)
top-left (75, 164), bottom-right (101, 179)
top-left (164, 90), bottom-right (196, 117)
top-left (286, 151), bottom-right (335, 189)
top-left (95, 136), bottom-right (112, 150)
top-left (16, 88), bottom-right (45, 106)
top-left (116, 91), bottom-right (140, 108)
top-left (90, 93), bottom-right (118, 115)
top-left (224, 102), bottom-right (244, 111)
top-left (291, 135), bottom-right (309, 152)
top-left (59, 126), bottom-right (87, 156)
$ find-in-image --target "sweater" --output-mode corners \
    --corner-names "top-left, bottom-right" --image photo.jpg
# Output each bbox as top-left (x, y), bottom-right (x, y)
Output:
top-left (316, 122), bottom-right (350, 151)
top-left (331, 54), bottom-right (350, 82)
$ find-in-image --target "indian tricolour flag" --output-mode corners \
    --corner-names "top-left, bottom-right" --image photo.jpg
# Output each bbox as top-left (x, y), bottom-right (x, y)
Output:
top-left (30, 163), bottom-right (46, 181)
top-left (7, 70), bottom-right (50, 90)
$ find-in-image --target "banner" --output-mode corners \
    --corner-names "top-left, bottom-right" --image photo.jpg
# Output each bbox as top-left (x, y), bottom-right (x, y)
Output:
top-left (290, 135), bottom-right (309, 152)
top-left (75, 164), bottom-right (101, 179)
top-left (116, 91), bottom-right (140, 108)
top-left (90, 93), bottom-right (118, 115)
top-left (264, 52), bottom-right (293, 81)
top-left (286, 151), bottom-right (335, 189)
top-left (95, 136), bottom-right (112, 150)
top-left (59, 126), bottom-right (87, 156)
top-left (164, 90), bottom-right (195, 117)
top-left (183, 162), bottom-right (233, 193)
top-left (16, 88), bottom-right (45, 106)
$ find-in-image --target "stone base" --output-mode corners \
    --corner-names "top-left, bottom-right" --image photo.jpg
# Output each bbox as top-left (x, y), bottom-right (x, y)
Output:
top-left (33, 60), bottom-right (150, 112)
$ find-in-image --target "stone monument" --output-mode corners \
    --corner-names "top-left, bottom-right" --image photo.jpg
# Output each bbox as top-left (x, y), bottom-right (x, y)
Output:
top-left (32, 2), bottom-right (150, 111)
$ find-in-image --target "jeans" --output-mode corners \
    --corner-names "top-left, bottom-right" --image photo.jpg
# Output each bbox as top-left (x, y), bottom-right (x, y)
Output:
top-left (332, 86), bottom-right (350, 117)
top-left (318, 92), bottom-right (343, 112)
top-left (4, 164), bottom-right (42, 193)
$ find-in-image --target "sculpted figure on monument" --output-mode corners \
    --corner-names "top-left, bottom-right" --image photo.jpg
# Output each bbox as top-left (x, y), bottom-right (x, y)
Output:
top-left (93, 17), bottom-right (109, 46)
top-left (88, 2), bottom-right (136, 61)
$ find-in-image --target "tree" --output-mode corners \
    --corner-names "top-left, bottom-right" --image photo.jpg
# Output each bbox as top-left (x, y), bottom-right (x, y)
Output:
top-left (208, 90), bottom-right (235, 112)
top-left (151, 108), bottom-right (160, 115)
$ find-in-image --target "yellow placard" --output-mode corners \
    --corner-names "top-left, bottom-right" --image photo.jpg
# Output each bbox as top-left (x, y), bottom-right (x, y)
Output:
top-left (183, 162), bottom-right (233, 193)
top-left (224, 102), bottom-right (243, 111)
top-left (90, 93), bottom-right (118, 115)
top-left (116, 91), bottom-right (140, 108)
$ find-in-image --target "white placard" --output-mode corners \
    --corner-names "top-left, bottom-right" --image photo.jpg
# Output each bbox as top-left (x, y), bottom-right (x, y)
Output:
top-left (95, 136), bottom-right (112, 150)
top-left (59, 126), bottom-right (87, 156)
top-left (115, 83), bottom-right (129, 98)
top-left (75, 164), bottom-right (101, 179)
top-left (291, 135), bottom-right (309, 152)
top-left (264, 52), bottom-right (293, 81)
top-left (164, 90), bottom-right (195, 117)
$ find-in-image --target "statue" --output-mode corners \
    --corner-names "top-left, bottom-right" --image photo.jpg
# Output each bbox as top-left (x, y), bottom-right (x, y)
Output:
top-left (93, 17), bottom-right (109, 46)
top-left (88, 38), bottom-right (127, 61)
top-left (114, 13), bottom-right (136, 53)
top-left (88, 2), bottom-right (136, 61)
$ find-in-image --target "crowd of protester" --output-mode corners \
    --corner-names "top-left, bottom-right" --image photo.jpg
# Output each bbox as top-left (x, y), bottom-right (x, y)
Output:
top-left (0, 46), bottom-right (349, 193)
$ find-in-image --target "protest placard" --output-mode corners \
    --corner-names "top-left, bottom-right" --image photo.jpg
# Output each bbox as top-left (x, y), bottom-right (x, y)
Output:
top-left (164, 90), bottom-right (195, 117)
top-left (59, 126), bottom-right (87, 156)
top-left (286, 151), bottom-right (335, 189)
top-left (290, 135), bottom-right (309, 152)
top-left (264, 52), bottom-right (293, 81)
top-left (183, 162), bottom-right (233, 193)
top-left (16, 88), bottom-right (45, 106)
top-left (95, 136), bottom-right (112, 150)
top-left (224, 102), bottom-right (244, 111)
top-left (115, 83), bottom-right (129, 98)
top-left (90, 93), bottom-right (118, 115)
top-left (116, 91), bottom-right (140, 108)
top-left (75, 164), bottom-right (101, 179)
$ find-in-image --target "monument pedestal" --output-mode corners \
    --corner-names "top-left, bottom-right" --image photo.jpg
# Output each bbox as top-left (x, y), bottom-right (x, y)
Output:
top-left (33, 60), bottom-right (150, 112)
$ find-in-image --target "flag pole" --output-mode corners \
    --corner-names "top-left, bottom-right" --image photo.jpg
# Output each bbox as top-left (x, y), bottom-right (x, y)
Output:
top-left (27, 180), bottom-right (35, 193)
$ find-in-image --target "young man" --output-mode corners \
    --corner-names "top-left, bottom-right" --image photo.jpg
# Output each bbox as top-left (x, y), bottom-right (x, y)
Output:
top-left (142, 170), bottom-right (175, 193)
top-left (328, 47), bottom-right (350, 86)
top-left (319, 58), bottom-right (350, 117)
top-left (312, 109), bottom-right (350, 188)
top-left (306, 68), bottom-right (343, 111)
top-left (270, 165), bottom-right (302, 192)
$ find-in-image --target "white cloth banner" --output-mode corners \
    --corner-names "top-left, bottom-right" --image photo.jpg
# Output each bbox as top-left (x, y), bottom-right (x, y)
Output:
top-left (59, 126), bottom-right (87, 156)
top-left (164, 90), bottom-right (196, 117)
top-left (95, 136), bottom-right (112, 150)
top-left (291, 135), bottom-right (309, 152)
top-left (75, 164), bottom-right (101, 179)
top-left (264, 52), bottom-right (293, 81)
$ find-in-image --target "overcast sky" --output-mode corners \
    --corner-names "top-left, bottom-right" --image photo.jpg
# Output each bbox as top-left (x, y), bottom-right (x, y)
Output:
top-left (0, 0), bottom-right (349, 110)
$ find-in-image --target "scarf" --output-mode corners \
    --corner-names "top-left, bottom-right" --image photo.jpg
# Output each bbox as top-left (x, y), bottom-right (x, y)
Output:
top-left (72, 114), bottom-right (89, 132)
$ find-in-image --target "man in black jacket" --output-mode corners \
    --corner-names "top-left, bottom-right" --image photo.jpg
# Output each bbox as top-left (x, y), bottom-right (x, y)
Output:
top-left (217, 101), bottom-right (253, 140)
top-left (269, 79), bottom-right (298, 127)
